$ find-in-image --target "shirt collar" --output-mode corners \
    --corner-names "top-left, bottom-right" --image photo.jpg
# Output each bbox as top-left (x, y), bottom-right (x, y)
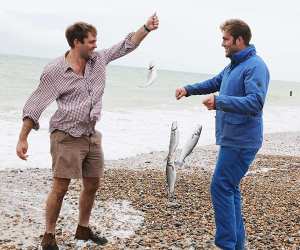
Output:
top-left (62, 51), bottom-right (72, 73)
top-left (62, 51), bottom-right (97, 73)
top-left (89, 52), bottom-right (97, 62)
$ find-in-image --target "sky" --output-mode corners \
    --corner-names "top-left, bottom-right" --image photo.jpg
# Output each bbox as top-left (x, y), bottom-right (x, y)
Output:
top-left (1, 0), bottom-right (300, 82)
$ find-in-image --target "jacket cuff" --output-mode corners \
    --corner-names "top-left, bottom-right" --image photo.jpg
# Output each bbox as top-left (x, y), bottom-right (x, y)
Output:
top-left (213, 95), bottom-right (217, 110)
top-left (215, 95), bottom-right (221, 110)
top-left (183, 85), bottom-right (192, 97)
top-left (215, 95), bottom-right (230, 112)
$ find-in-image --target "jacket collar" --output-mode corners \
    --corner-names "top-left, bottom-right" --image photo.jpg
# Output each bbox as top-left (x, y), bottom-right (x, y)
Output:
top-left (230, 44), bottom-right (256, 65)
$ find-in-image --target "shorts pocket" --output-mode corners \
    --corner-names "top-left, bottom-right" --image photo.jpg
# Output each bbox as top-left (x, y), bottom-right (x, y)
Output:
top-left (93, 131), bottom-right (102, 145)
top-left (52, 130), bottom-right (73, 144)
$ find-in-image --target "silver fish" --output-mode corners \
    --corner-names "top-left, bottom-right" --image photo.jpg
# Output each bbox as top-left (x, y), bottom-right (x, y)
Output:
top-left (166, 121), bottom-right (179, 162)
top-left (165, 121), bottom-right (179, 198)
top-left (166, 160), bottom-right (176, 198)
top-left (176, 124), bottom-right (202, 167)
top-left (140, 61), bottom-right (158, 88)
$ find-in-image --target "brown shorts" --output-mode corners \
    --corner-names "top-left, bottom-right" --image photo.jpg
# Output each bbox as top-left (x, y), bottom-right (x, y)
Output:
top-left (50, 130), bottom-right (104, 179)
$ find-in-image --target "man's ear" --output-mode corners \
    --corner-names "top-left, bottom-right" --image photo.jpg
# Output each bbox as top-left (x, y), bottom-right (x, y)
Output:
top-left (237, 36), bottom-right (245, 46)
top-left (73, 38), bottom-right (80, 47)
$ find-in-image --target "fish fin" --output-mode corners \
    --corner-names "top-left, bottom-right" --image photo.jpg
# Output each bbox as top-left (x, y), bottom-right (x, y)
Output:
top-left (175, 161), bottom-right (183, 168)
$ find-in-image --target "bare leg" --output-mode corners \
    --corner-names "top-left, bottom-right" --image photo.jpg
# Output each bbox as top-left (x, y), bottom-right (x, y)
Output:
top-left (78, 177), bottom-right (100, 227)
top-left (45, 177), bottom-right (70, 233)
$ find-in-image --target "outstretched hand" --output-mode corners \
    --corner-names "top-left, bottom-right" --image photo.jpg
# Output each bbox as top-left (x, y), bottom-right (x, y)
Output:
top-left (175, 87), bottom-right (187, 100)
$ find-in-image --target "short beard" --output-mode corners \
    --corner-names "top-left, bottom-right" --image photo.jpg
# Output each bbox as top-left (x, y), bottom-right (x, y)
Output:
top-left (80, 51), bottom-right (90, 61)
top-left (225, 50), bottom-right (233, 58)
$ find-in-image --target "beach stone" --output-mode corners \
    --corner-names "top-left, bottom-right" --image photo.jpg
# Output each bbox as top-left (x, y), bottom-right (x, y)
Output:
top-left (0, 143), bottom-right (300, 249)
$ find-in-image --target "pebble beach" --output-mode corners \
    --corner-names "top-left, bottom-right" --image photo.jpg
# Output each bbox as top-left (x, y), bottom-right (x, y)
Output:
top-left (0, 131), bottom-right (299, 249)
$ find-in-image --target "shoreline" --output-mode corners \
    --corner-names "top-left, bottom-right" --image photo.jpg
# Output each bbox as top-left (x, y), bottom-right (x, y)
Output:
top-left (0, 131), bottom-right (299, 249)
top-left (105, 130), bottom-right (300, 171)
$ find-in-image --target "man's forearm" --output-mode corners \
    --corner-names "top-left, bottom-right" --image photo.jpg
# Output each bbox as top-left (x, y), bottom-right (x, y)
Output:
top-left (19, 118), bottom-right (34, 141)
top-left (130, 25), bottom-right (150, 45)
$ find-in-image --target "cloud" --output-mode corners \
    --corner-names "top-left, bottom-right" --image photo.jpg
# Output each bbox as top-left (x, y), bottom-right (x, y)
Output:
top-left (1, 1), bottom-right (300, 81)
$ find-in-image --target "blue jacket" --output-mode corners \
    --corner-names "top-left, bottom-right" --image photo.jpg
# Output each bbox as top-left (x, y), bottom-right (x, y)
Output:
top-left (185, 45), bottom-right (270, 149)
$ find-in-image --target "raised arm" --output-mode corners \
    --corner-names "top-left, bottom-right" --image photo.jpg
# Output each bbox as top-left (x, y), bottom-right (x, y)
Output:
top-left (103, 13), bottom-right (159, 64)
top-left (185, 69), bottom-right (225, 96)
top-left (175, 68), bottom-right (225, 100)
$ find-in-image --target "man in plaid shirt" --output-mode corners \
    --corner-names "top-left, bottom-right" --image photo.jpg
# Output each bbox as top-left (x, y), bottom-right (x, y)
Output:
top-left (16, 14), bottom-right (159, 249)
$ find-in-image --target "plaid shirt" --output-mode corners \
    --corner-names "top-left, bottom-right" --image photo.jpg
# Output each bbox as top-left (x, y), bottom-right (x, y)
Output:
top-left (23, 33), bottom-right (139, 137)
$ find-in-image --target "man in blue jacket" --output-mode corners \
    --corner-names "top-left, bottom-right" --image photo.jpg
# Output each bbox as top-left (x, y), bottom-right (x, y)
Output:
top-left (175, 19), bottom-right (269, 250)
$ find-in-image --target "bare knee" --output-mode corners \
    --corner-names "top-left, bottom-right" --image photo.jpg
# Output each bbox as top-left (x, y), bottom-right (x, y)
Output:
top-left (51, 178), bottom-right (70, 199)
top-left (82, 178), bottom-right (100, 194)
top-left (52, 186), bottom-right (69, 200)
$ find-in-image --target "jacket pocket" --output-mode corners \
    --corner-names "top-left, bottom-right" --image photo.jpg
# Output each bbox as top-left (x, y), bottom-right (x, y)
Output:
top-left (224, 113), bottom-right (249, 125)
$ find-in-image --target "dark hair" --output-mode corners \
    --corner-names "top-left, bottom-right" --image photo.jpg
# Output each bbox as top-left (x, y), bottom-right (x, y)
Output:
top-left (220, 19), bottom-right (252, 45)
top-left (65, 22), bottom-right (97, 48)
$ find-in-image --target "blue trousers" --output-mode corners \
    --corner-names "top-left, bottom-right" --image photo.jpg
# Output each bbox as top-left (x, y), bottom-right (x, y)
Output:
top-left (211, 146), bottom-right (259, 250)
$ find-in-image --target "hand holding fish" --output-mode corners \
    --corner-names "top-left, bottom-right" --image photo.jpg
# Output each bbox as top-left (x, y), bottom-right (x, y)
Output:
top-left (131, 13), bottom-right (159, 45)
top-left (202, 95), bottom-right (216, 110)
top-left (175, 87), bottom-right (187, 100)
top-left (145, 13), bottom-right (159, 32)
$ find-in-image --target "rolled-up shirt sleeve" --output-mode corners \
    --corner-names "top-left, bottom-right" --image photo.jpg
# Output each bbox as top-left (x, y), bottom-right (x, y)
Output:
top-left (22, 70), bottom-right (59, 130)
top-left (103, 32), bottom-right (139, 64)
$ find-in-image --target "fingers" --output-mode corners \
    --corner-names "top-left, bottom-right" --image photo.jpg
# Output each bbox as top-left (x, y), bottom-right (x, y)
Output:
top-left (175, 89), bottom-right (181, 99)
top-left (151, 18), bottom-right (159, 29)
top-left (175, 87), bottom-right (186, 100)
top-left (17, 149), bottom-right (28, 160)
top-left (202, 95), bottom-right (215, 110)
top-left (175, 89), bottom-right (180, 99)
top-left (16, 142), bottom-right (28, 160)
top-left (202, 98), bottom-right (209, 105)
top-left (148, 13), bottom-right (159, 30)
top-left (206, 103), bottom-right (214, 110)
